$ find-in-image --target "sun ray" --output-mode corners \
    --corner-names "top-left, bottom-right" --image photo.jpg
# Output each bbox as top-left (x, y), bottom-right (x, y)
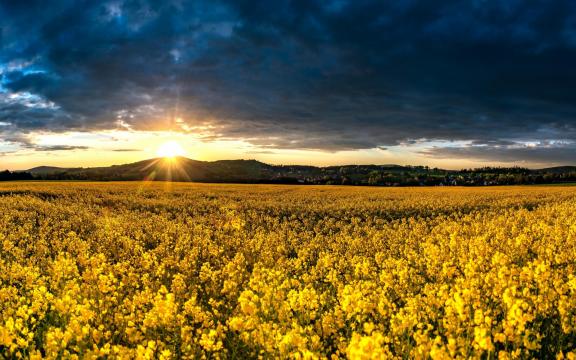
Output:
top-left (156, 141), bottom-right (186, 159)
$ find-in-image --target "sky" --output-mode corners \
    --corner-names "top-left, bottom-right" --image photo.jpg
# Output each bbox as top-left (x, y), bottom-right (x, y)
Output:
top-left (1, 0), bottom-right (576, 170)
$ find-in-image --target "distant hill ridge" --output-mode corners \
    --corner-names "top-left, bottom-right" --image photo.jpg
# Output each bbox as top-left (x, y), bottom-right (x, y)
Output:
top-left (537, 166), bottom-right (576, 174)
top-left (15, 157), bottom-right (576, 186)
top-left (26, 166), bottom-right (77, 174)
top-left (27, 158), bottom-right (277, 182)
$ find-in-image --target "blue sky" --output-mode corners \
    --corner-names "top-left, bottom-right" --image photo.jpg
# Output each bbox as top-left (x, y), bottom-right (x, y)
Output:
top-left (1, 0), bottom-right (576, 169)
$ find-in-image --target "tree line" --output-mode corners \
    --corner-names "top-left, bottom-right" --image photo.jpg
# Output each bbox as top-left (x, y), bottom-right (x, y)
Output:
top-left (3, 167), bottom-right (576, 186)
top-left (0, 170), bottom-right (34, 181)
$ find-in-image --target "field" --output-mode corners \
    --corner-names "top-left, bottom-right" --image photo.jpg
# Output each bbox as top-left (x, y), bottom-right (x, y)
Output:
top-left (1, 182), bottom-right (576, 359)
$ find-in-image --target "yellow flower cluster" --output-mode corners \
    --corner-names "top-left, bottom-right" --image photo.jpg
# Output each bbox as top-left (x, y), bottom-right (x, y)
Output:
top-left (1, 182), bottom-right (576, 358)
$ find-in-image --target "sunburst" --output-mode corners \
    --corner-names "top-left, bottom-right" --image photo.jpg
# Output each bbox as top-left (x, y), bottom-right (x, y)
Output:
top-left (156, 141), bottom-right (185, 159)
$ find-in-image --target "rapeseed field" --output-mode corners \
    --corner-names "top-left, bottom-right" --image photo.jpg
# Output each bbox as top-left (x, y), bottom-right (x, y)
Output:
top-left (1, 182), bottom-right (575, 359)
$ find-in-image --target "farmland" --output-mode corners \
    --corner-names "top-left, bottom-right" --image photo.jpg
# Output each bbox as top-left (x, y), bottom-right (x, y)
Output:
top-left (1, 182), bottom-right (576, 359)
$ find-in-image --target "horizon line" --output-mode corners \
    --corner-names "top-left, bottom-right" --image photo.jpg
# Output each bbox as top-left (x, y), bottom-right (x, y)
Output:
top-left (4, 155), bottom-right (575, 172)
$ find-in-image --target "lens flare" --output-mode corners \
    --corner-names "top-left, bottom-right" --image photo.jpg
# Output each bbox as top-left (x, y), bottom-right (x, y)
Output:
top-left (156, 141), bottom-right (185, 158)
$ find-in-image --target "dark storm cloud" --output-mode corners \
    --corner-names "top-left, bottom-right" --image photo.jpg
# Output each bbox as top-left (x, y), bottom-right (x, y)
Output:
top-left (421, 141), bottom-right (576, 165)
top-left (1, 0), bottom-right (576, 161)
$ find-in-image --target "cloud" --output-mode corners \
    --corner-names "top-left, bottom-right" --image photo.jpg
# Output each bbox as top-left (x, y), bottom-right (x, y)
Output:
top-left (421, 141), bottom-right (576, 165)
top-left (1, 0), bottom-right (576, 162)
top-left (245, 150), bottom-right (277, 155)
top-left (0, 139), bottom-right (89, 154)
top-left (35, 145), bottom-right (89, 151)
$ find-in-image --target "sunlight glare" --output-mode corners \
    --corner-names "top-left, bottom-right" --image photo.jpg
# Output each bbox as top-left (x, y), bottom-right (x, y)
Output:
top-left (156, 141), bottom-right (186, 158)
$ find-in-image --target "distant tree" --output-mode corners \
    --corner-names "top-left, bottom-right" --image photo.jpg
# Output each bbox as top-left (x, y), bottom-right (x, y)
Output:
top-left (368, 170), bottom-right (381, 185)
top-left (0, 170), bottom-right (34, 181)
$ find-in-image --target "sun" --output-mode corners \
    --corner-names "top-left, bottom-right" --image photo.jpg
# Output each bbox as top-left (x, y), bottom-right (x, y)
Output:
top-left (156, 140), bottom-right (186, 159)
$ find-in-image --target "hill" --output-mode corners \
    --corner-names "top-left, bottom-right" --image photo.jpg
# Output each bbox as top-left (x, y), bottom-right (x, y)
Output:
top-left (28, 157), bottom-right (277, 182)
top-left (25, 157), bottom-right (430, 183)
top-left (17, 157), bottom-right (576, 186)
top-left (26, 166), bottom-right (74, 175)
top-left (535, 166), bottom-right (576, 174)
